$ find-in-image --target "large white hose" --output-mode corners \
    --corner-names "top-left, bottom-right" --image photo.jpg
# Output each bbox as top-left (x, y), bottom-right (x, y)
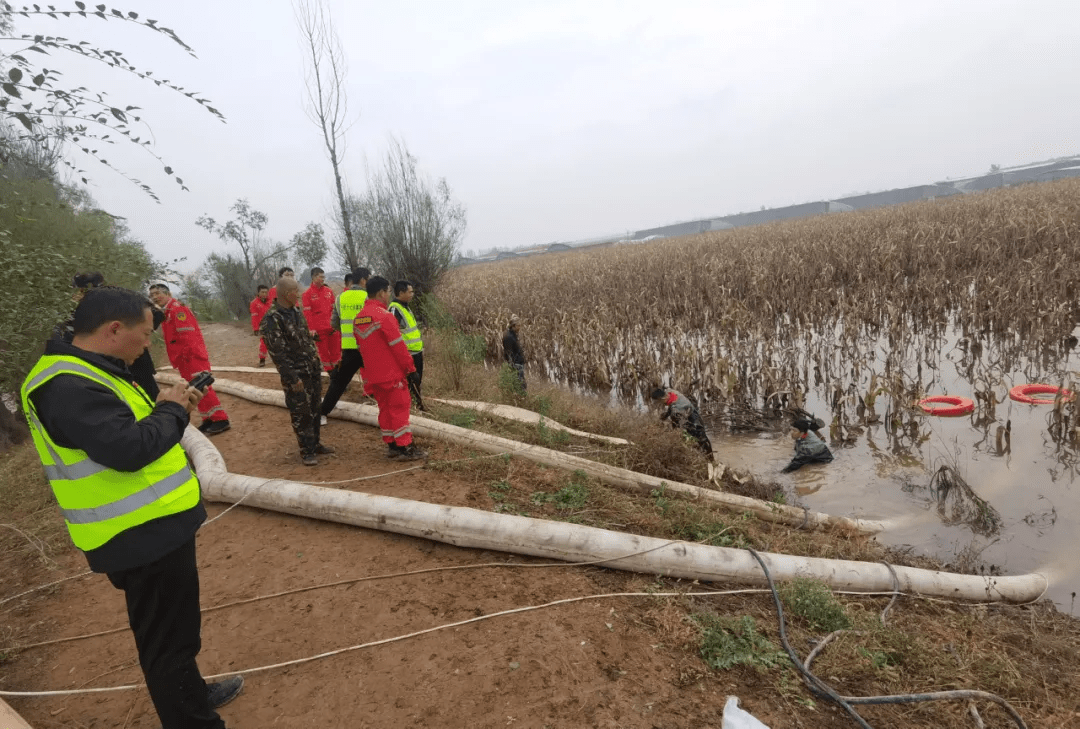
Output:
top-left (159, 374), bottom-right (886, 534)
top-left (428, 398), bottom-right (630, 445)
top-left (182, 428), bottom-right (1047, 603)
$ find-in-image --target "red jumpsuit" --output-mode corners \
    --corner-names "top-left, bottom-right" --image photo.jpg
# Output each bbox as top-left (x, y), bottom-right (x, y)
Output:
top-left (302, 283), bottom-right (341, 371)
top-left (160, 298), bottom-right (228, 424)
top-left (355, 298), bottom-right (416, 447)
top-left (249, 295), bottom-right (272, 360)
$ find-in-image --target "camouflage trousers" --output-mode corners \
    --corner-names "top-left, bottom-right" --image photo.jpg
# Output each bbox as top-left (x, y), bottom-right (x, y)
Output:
top-left (280, 369), bottom-right (322, 457)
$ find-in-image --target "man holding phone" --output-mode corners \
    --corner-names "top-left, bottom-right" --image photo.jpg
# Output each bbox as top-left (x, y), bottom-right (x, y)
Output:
top-left (19, 286), bottom-right (243, 728)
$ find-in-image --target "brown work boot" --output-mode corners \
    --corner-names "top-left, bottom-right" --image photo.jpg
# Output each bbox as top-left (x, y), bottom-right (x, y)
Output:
top-left (301, 453), bottom-right (318, 466)
top-left (315, 443), bottom-right (335, 455)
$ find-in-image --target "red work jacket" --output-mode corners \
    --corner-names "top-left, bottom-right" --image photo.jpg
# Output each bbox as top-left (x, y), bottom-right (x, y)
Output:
top-left (302, 283), bottom-right (335, 332)
top-left (160, 297), bottom-right (209, 366)
top-left (354, 298), bottom-right (416, 385)
top-left (250, 296), bottom-right (272, 333)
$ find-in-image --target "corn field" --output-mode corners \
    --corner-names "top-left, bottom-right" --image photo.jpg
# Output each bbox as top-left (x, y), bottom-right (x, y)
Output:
top-left (438, 179), bottom-right (1080, 444)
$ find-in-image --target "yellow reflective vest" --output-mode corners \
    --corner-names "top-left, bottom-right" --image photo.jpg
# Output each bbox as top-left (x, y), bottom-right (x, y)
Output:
top-left (388, 301), bottom-right (423, 353)
top-left (20, 355), bottom-right (201, 552)
top-left (338, 289), bottom-right (368, 350)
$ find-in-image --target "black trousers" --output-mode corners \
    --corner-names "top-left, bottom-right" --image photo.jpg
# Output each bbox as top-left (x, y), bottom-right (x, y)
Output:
top-left (321, 348), bottom-right (364, 416)
top-left (107, 538), bottom-right (224, 729)
top-left (408, 351), bottom-right (424, 406)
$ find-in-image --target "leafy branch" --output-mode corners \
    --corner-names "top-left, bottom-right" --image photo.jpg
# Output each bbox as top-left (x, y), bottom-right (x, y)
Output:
top-left (0, 2), bottom-right (225, 199)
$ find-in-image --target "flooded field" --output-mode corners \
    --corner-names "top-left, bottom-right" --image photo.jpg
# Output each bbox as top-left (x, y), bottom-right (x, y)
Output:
top-left (706, 327), bottom-right (1080, 613)
top-left (440, 179), bottom-right (1080, 611)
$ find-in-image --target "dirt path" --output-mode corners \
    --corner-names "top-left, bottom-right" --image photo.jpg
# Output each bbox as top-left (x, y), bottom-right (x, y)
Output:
top-left (2, 323), bottom-right (805, 728)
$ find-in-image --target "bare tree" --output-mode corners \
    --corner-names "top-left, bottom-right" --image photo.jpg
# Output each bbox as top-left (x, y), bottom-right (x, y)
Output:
top-left (195, 199), bottom-right (296, 316)
top-left (294, 0), bottom-right (358, 269)
top-left (362, 138), bottom-right (466, 294)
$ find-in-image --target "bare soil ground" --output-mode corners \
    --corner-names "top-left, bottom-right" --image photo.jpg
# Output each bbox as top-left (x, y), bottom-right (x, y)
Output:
top-left (2, 322), bottom-right (1079, 728)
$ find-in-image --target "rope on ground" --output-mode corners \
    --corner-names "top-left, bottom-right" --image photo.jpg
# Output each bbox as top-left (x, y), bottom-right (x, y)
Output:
top-left (0, 571), bottom-right (91, 609)
top-left (0, 523), bottom-right (56, 566)
top-left (747, 548), bottom-right (1030, 729)
top-left (1, 538), bottom-right (699, 652)
top-left (293, 450), bottom-right (516, 487)
top-left (0, 586), bottom-right (766, 697)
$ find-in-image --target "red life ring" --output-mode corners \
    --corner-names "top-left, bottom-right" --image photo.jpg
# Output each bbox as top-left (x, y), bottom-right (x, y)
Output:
top-left (1008, 384), bottom-right (1076, 405)
top-left (918, 395), bottom-right (974, 416)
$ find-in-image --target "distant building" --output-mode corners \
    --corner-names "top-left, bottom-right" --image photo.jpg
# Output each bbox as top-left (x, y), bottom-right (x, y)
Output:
top-left (718, 201), bottom-right (850, 228)
top-left (836, 185), bottom-right (960, 210)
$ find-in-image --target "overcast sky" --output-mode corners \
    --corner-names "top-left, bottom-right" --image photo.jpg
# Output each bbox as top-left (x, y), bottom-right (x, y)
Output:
top-left (10, 0), bottom-right (1080, 271)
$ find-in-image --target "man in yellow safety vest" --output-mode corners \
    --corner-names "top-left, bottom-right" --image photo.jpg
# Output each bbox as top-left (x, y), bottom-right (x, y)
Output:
top-left (388, 280), bottom-right (425, 410)
top-left (320, 267), bottom-right (370, 423)
top-left (20, 286), bottom-right (243, 728)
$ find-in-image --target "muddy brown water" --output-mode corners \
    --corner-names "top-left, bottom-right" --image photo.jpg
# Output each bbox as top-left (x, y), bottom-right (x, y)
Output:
top-left (705, 335), bottom-right (1080, 614)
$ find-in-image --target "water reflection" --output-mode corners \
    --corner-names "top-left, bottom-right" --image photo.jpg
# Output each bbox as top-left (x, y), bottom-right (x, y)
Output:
top-left (542, 319), bottom-right (1079, 611)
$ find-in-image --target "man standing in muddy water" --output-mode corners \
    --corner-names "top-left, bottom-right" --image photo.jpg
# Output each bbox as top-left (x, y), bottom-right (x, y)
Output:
top-left (261, 276), bottom-right (334, 466)
top-left (20, 286), bottom-right (243, 728)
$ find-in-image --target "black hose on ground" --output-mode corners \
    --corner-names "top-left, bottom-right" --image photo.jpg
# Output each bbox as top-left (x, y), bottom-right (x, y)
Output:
top-left (746, 548), bottom-right (874, 729)
top-left (746, 548), bottom-right (1030, 729)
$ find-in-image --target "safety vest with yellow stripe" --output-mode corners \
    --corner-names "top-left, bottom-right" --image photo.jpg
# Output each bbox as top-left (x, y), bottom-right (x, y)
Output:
top-left (388, 301), bottom-right (423, 353)
top-left (338, 289), bottom-right (368, 350)
top-left (19, 355), bottom-right (201, 552)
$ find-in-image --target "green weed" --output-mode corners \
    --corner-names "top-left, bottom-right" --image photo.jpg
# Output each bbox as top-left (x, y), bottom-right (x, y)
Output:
top-left (778, 577), bottom-right (852, 633)
top-left (532, 470), bottom-right (590, 510)
top-left (449, 409), bottom-right (478, 429)
top-left (695, 614), bottom-right (786, 672)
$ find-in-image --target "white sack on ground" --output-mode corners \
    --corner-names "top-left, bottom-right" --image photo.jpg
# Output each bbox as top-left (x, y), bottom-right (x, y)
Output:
top-left (159, 374), bottom-right (885, 534)
top-left (181, 428), bottom-right (1048, 604)
top-left (723, 697), bottom-right (770, 729)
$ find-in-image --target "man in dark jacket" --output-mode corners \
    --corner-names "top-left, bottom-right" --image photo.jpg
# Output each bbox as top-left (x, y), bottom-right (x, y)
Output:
top-left (502, 316), bottom-right (526, 392)
top-left (53, 275), bottom-right (162, 398)
top-left (21, 286), bottom-right (243, 729)
top-left (651, 387), bottom-right (713, 456)
top-left (261, 276), bottom-right (334, 466)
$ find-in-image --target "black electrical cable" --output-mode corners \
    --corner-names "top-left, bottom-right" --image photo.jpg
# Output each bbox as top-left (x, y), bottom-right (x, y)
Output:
top-left (747, 549), bottom-right (1030, 729)
top-left (746, 548), bottom-right (874, 729)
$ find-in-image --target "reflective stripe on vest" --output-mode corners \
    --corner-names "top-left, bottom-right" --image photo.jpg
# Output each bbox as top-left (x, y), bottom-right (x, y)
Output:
top-left (20, 356), bottom-right (202, 551)
top-left (338, 290), bottom-right (368, 349)
top-left (388, 301), bottom-right (423, 353)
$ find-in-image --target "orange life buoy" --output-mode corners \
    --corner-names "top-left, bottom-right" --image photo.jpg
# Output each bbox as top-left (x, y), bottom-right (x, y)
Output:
top-left (1008, 384), bottom-right (1075, 405)
top-left (918, 395), bottom-right (975, 416)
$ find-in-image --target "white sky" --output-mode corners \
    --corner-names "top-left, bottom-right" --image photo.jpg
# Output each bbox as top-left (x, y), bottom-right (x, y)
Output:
top-left (8, 0), bottom-right (1080, 269)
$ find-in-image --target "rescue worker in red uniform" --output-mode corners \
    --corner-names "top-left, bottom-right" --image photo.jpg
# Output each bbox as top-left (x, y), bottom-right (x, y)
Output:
top-left (354, 276), bottom-right (426, 460)
top-left (149, 284), bottom-right (231, 435)
top-left (249, 284), bottom-right (272, 367)
top-left (301, 267), bottom-right (341, 372)
top-left (265, 266), bottom-right (295, 304)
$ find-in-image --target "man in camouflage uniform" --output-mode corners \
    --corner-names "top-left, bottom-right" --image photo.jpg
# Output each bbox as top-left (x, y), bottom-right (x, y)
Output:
top-left (260, 277), bottom-right (334, 466)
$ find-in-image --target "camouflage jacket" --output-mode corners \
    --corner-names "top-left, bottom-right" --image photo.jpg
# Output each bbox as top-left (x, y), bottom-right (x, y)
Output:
top-left (260, 303), bottom-right (321, 379)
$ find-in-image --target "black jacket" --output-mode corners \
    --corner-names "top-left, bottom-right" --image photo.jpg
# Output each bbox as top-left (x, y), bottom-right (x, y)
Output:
top-left (502, 329), bottom-right (525, 365)
top-left (28, 338), bottom-right (206, 573)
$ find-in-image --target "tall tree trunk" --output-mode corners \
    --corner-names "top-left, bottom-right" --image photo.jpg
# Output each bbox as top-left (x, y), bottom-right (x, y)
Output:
top-left (332, 154), bottom-right (357, 270)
